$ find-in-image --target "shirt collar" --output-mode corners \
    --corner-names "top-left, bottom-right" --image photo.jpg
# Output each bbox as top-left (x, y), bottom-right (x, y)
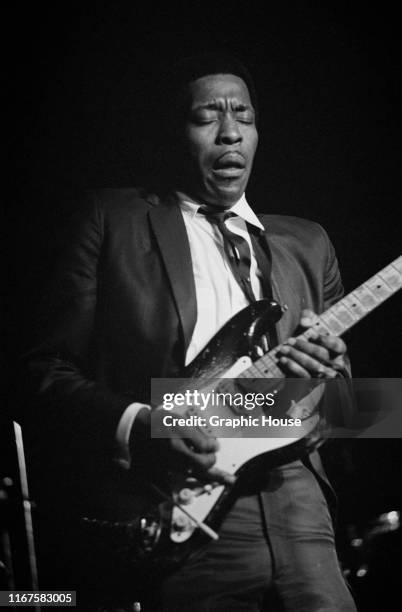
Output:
top-left (175, 191), bottom-right (265, 231)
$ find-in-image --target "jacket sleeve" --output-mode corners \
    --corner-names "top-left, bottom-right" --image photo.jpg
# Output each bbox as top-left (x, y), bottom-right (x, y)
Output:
top-left (21, 193), bottom-right (133, 458)
top-left (318, 223), bottom-right (345, 312)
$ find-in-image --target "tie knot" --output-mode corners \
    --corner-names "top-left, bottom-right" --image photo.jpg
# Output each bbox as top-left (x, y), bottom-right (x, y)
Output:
top-left (198, 207), bottom-right (236, 225)
top-left (197, 206), bottom-right (257, 302)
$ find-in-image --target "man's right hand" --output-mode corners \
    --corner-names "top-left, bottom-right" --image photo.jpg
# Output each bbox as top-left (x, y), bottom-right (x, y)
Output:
top-left (131, 407), bottom-right (236, 485)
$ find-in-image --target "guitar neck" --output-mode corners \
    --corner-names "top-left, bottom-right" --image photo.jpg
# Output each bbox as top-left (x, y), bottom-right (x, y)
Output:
top-left (243, 256), bottom-right (402, 379)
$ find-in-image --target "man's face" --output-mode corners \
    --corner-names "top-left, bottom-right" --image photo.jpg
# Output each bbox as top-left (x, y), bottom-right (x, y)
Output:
top-left (178, 73), bottom-right (258, 208)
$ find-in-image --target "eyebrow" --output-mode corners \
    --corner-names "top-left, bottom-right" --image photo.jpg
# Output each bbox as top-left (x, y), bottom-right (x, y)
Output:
top-left (192, 100), bottom-right (254, 112)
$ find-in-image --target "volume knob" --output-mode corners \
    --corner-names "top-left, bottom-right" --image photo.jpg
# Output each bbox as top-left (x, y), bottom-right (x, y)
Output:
top-left (177, 488), bottom-right (194, 505)
top-left (172, 513), bottom-right (191, 533)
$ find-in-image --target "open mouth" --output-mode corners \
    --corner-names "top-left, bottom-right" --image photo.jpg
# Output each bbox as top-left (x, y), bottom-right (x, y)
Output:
top-left (212, 153), bottom-right (246, 178)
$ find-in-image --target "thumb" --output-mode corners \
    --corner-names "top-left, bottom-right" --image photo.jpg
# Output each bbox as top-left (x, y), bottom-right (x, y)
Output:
top-left (300, 308), bottom-right (319, 328)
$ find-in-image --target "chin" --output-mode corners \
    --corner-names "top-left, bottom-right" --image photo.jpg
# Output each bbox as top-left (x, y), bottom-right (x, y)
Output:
top-left (200, 179), bottom-right (246, 207)
top-left (215, 185), bottom-right (244, 206)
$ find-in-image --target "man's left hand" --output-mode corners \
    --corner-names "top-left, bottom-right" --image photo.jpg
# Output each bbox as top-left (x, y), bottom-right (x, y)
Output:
top-left (277, 309), bottom-right (347, 378)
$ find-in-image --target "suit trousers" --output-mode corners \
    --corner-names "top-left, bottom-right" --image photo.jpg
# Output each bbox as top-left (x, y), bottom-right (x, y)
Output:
top-left (161, 461), bottom-right (357, 612)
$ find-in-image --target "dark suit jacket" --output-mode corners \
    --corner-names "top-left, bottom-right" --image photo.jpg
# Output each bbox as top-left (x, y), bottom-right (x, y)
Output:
top-left (24, 188), bottom-right (349, 516)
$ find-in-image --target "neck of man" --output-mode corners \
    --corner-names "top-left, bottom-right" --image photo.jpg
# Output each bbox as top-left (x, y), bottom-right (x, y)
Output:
top-left (175, 189), bottom-right (246, 211)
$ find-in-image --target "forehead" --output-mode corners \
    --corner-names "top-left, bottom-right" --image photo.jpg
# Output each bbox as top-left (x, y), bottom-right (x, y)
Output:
top-left (187, 74), bottom-right (252, 107)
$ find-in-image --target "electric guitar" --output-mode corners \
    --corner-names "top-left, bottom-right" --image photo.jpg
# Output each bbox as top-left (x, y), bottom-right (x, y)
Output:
top-left (82, 256), bottom-right (401, 575)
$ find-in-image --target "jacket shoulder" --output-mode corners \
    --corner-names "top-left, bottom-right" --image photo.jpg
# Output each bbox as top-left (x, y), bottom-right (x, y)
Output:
top-left (260, 214), bottom-right (326, 238)
top-left (85, 187), bottom-right (158, 218)
top-left (259, 214), bottom-right (332, 254)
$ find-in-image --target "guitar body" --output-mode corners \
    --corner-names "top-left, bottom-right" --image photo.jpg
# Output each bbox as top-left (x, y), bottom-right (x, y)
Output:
top-left (160, 300), bottom-right (324, 546)
top-left (184, 299), bottom-right (281, 379)
top-left (82, 299), bottom-right (322, 579)
top-left (81, 255), bottom-right (401, 596)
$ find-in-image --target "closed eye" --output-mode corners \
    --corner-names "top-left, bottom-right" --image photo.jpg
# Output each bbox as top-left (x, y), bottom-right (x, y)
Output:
top-left (235, 111), bottom-right (255, 124)
top-left (191, 111), bottom-right (219, 125)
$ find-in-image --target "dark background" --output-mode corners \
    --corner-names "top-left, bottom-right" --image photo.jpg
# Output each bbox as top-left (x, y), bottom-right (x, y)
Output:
top-left (8, 2), bottom-right (401, 369)
top-left (4, 1), bottom-right (401, 607)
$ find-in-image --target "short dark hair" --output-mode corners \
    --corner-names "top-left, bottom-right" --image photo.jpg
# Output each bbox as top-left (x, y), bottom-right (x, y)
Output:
top-left (160, 53), bottom-right (258, 121)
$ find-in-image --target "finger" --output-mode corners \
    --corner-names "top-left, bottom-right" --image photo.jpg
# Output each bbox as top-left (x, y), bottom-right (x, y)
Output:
top-left (187, 431), bottom-right (219, 453)
top-left (205, 466), bottom-right (236, 485)
top-left (286, 336), bottom-right (347, 373)
top-left (314, 334), bottom-right (347, 357)
top-left (278, 355), bottom-right (311, 378)
top-left (299, 309), bottom-right (319, 328)
top-left (190, 451), bottom-right (217, 471)
top-left (171, 437), bottom-right (217, 470)
top-left (279, 355), bottom-right (339, 379)
top-left (171, 425), bottom-right (219, 453)
top-left (279, 346), bottom-right (337, 378)
top-left (280, 344), bottom-right (323, 372)
top-left (285, 337), bottom-right (331, 363)
top-left (171, 440), bottom-right (235, 484)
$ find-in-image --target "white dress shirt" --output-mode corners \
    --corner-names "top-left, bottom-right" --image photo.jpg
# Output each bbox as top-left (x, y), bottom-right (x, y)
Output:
top-left (115, 192), bottom-right (265, 468)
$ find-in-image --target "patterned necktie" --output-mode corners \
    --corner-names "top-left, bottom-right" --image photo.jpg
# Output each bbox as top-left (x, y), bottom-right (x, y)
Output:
top-left (199, 208), bottom-right (256, 302)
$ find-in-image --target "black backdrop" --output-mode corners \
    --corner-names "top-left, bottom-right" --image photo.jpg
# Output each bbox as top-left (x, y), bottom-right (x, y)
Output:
top-left (5, 1), bottom-right (401, 605)
top-left (8, 2), bottom-right (401, 369)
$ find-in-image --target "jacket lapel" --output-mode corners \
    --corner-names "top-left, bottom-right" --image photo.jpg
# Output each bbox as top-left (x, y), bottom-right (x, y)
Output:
top-left (259, 230), bottom-right (303, 342)
top-left (247, 223), bottom-right (272, 299)
top-left (255, 217), bottom-right (300, 343)
top-left (148, 195), bottom-right (197, 356)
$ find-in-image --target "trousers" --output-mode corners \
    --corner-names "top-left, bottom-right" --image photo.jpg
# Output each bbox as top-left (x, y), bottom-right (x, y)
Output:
top-left (161, 461), bottom-right (357, 612)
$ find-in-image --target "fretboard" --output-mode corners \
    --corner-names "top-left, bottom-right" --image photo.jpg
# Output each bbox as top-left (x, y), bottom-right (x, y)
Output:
top-left (242, 256), bottom-right (402, 379)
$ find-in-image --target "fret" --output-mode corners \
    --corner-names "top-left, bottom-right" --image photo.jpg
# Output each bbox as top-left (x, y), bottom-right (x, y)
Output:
top-left (242, 362), bottom-right (258, 378)
top-left (303, 320), bottom-right (331, 337)
top-left (254, 357), bottom-right (276, 377)
top-left (248, 353), bottom-right (283, 379)
top-left (240, 366), bottom-right (256, 379)
top-left (240, 256), bottom-right (401, 381)
top-left (366, 275), bottom-right (394, 301)
top-left (392, 256), bottom-right (402, 274)
top-left (243, 363), bottom-right (257, 378)
top-left (252, 360), bottom-right (268, 377)
top-left (378, 266), bottom-right (402, 291)
top-left (239, 367), bottom-right (252, 378)
top-left (342, 293), bottom-right (369, 319)
top-left (299, 318), bottom-right (330, 336)
top-left (320, 258), bottom-right (401, 333)
top-left (318, 311), bottom-right (345, 335)
top-left (354, 284), bottom-right (380, 309)
top-left (329, 301), bottom-right (359, 328)
top-left (264, 350), bottom-right (284, 376)
top-left (254, 365), bottom-right (283, 379)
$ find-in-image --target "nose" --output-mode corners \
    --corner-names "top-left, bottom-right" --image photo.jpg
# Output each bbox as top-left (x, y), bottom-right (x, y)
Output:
top-left (216, 114), bottom-right (242, 145)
